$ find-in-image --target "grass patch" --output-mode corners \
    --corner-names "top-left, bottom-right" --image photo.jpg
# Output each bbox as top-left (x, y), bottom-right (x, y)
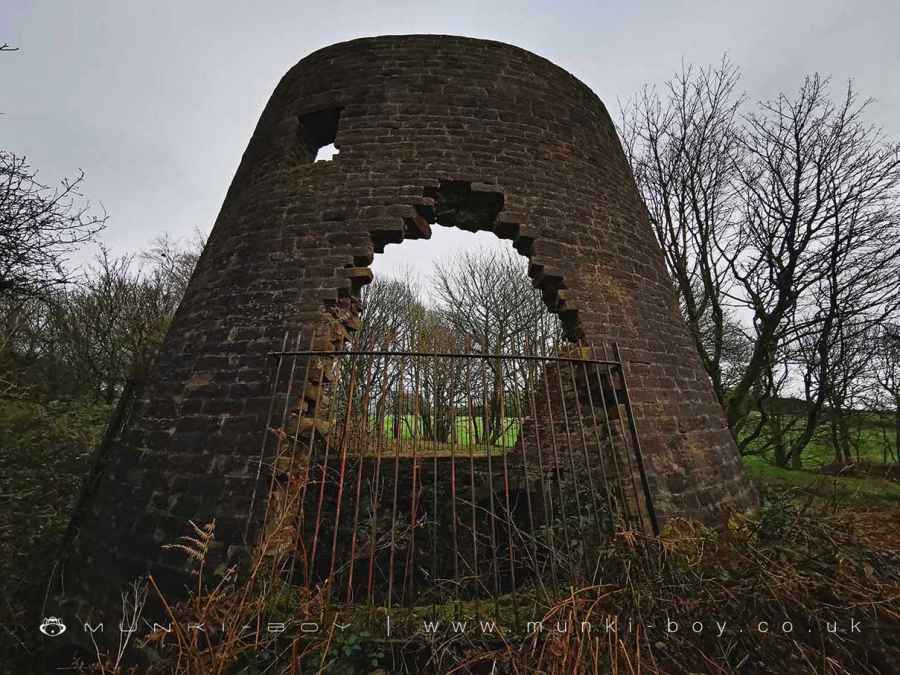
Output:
top-left (131, 482), bottom-right (900, 674)
top-left (741, 411), bottom-right (898, 468)
top-left (371, 414), bottom-right (521, 447)
top-left (358, 437), bottom-right (508, 458)
top-left (0, 397), bottom-right (112, 670)
top-left (743, 453), bottom-right (900, 503)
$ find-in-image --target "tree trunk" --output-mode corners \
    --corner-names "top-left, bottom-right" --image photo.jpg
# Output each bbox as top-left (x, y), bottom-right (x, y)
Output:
top-left (895, 395), bottom-right (899, 465)
top-left (769, 412), bottom-right (788, 468)
top-left (830, 416), bottom-right (843, 465)
top-left (726, 310), bottom-right (786, 429)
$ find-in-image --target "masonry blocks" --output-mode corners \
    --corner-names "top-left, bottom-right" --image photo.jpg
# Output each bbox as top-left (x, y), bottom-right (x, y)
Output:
top-left (65, 35), bottom-right (757, 613)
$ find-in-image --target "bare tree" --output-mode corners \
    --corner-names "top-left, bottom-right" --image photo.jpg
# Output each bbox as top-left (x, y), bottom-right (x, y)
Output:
top-left (357, 275), bottom-right (423, 352)
top-left (351, 274), bottom-right (426, 435)
top-left (738, 336), bottom-right (802, 463)
top-left (431, 248), bottom-right (561, 442)
top-left (46, 234), bottom-right (204, 402)
top-left (0, 152), bottom-right (107, 301)
top-left (872, 323), bottom-right (900, 464)
top-left (620, 58), bottom-right (744, 405)
top-left (623, 64), bottom-right (900, 451)
top-left (0, 231), bottom-right (203, 403)
top-left (140, 229), bottom-right (206, 313)
top-left (407, 308), bottom-right (462, 443)
top-left (724, 76), bottom-right (900, 433)
top-left (827, 323), bottom-right (879, 464)
top-left (431, 248), bottom-right (560, 355)
top-left (0, 295), bottom-right (53, 400)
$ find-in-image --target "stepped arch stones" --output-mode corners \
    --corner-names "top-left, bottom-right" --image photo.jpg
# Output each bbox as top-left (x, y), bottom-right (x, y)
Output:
top-left (65, 35), bottom-right (757, 604)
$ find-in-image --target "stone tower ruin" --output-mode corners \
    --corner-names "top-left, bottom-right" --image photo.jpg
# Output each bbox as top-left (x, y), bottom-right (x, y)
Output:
top-left (61, 35), bottom-right (757, 614)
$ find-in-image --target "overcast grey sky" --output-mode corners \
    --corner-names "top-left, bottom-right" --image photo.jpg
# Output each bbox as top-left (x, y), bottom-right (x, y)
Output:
top-left (3, 0), bottom-right (899, 284)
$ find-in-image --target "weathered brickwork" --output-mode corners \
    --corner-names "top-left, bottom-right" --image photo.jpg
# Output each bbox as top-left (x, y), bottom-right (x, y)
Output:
top-left (63, 35), bottom-right (757, 614)
top-left (513, 349), bottom-right (653, 528)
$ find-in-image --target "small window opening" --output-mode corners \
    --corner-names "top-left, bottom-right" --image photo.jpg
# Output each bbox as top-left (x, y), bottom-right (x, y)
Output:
top-left (300, 107), bottom-right (342, 162)
top-left (314, 142), bottom-right (339, 162)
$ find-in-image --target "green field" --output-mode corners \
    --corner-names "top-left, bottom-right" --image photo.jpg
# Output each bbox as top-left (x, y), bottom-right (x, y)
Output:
top-left (367, 414), bottom-right (521, 447)
top-left (740, 412), bottom-right (897, 465)
top-left (742, 453), bottom-right (900, 502)
top-left (740, 411), bottom-right (899, 502)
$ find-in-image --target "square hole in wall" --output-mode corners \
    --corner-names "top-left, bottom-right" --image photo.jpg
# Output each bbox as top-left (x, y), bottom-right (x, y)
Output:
top-left (300, 108), bottom-right (342, 162)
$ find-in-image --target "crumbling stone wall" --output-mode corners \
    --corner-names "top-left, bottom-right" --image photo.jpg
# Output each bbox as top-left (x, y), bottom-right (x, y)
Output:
top-left (62, 35), bottom-right (757, 615)
top-left (513, 349), bottom-right (652, 530)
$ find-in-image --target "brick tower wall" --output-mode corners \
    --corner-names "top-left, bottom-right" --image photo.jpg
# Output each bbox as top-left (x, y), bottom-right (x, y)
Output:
top-left (61, 35), bottom-right (757, 616)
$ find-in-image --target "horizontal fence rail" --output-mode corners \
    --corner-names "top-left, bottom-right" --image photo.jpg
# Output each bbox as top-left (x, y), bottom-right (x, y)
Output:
top-left (250, 333), bottom-right (657, 626)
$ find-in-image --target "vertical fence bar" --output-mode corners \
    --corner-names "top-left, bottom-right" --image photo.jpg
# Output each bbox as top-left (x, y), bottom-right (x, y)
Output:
top-left (366, 343), bottom-right (392, 605)
top-left (567, 358), bottom-right (610, 539)
top-left (553, 350), bottom-right (588, 581)
top-left (386, 354), bottom-right (406, 609)
top-left (612, 342), bottom-right (659, 536)
top-left (261, 333), bottom-right (303, 542)
top-left (497, 356), bottom-right (519, 627)
top-left (538, 340), bottom-right (574, 580)
top-left (344, 351), bottom-right (373, 603)
top-left (593, 341), bottom-right (647, 534)
top-left (309, 345), bottom-right (346, 583)
top-left (325, 353), bottom-right (359, 602)
top-left (483, 341), bottom-right (501, 613)
top-left (402, 347), bottom-right (420, 605)
top-left (430, 333), bottom-right (440, 613)
top-left (286, 330), bottom-right (318, 586)
top-left (297, 330), bottom-right (330, 584)
top-left (521, 337), bottom-right (559, 592)
top-left (584, 341), bottom-right (636, 531)
top-left (245, 332), bottom-right (290, 541)
top-left (464, 339), bottom-right (480, 597)
top-left (448, 349), bottom-right (461, 608)
top-left (506, 349), bottom-right (539, 584)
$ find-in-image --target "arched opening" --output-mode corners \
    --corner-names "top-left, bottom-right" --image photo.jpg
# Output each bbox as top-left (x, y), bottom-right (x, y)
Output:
top-left (259, 182), bottom-right (657, 618)
top-left (359, 180), bottom-right (581, 342)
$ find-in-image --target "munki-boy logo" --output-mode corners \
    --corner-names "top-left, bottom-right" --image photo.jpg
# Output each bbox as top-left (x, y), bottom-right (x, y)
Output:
top-left (39, 617), bottom-right (67, 637)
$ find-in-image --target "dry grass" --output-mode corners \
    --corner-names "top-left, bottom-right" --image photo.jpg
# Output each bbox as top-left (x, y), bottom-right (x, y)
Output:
top-left (78, 474), bottom-right (900, 674)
